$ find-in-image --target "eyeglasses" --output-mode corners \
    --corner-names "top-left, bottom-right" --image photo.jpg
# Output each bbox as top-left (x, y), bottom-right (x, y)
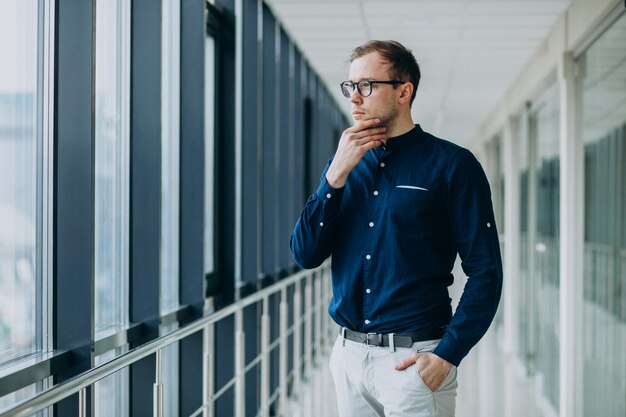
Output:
top-left (340, 80), bottom-right (405, 98)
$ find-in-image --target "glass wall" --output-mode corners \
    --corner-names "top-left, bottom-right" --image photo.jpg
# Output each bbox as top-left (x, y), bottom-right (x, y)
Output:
top-left (579, 11), bottom-right (626, 417)
top-left (94, 0), bottom-right (131, 339)
top-left (204, 35), bottom-right (216, 280)
top-left (0, 1), bottom-right (53, 410)
top-left (161, 0), bottom-right (181, 415)
top-left (94, 0), bottom-right (131, 415)
top-left (161, 0), bottom-right (181, 316)
top-left (530, 81), bottom-right (560, 411)
top-left (516, 107), bottom-right (534, 368)
top-left (0, 0), bottom-right (41, 366)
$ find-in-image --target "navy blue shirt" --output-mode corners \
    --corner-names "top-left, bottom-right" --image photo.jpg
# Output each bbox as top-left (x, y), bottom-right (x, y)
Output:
top-left (290, 125), bottom-right (502, 366)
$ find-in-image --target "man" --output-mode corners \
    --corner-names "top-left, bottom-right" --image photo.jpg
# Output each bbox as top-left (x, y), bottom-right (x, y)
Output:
top-left (290, 40), bottom-right (502, 417)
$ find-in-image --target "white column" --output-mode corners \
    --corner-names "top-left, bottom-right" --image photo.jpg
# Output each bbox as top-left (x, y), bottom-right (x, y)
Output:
top-left (558, 51), bottom-right (584, 417)
top-left (502, 116), bottom-right (520, 356)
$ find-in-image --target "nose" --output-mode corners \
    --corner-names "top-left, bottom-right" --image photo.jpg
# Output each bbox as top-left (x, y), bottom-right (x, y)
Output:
top-left (350, 88), bottom-right (363, 104)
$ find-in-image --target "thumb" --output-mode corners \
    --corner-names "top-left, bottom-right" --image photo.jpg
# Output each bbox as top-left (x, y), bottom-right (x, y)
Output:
top-left (394, 353), bottom-right (419, 371)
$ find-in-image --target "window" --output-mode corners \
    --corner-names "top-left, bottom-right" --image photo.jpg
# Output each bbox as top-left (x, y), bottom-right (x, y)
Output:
top-left (94, 0), bottom-right (131, 339)
top-left (0, 0), bottom-right (52, 366)
top-left (161, 0), bottom-right (181, 414)
top-left (93, 0), bottom-right (131, 415)
top-left (204, 35), bottom-right (216, 280)
top-left (0, 0), bottom-right (54, 411)
top-left (516, 106), bottom-right (534, 368)
top-left (580, 11), bottom-right (626, 417)
top-left (530, 81), bottom-right (560, 411)
top-left (161, 0), bottom-right (181, 316)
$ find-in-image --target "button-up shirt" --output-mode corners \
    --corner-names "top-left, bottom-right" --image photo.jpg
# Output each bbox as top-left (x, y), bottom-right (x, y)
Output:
top-left (290, 125), bottom-right (503, 366)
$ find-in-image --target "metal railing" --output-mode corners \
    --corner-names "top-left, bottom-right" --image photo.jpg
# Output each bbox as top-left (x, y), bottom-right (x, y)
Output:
top-left (0, 262), bottom-right (333, 417)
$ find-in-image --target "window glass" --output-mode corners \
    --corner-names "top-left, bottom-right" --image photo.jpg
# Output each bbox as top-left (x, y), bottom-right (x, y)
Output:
top-left (94, 0), bottom-right (130, 339)
top-left (0, 0), bottom-right (44, 364)
top-left (94, 0), bottom-right (130, 415)
top-left (580, 11), bottom-right (626, 417)
top-left (516, 108), bottom-right (533, 368)
top-left (161, 1), bottom-right (181, 413)
top-left (204, 36), bottom-right (216, 277)
top-left (531, 81), bottom-right (560, 411)
top-left (161, 0), bottom-right (181, 315)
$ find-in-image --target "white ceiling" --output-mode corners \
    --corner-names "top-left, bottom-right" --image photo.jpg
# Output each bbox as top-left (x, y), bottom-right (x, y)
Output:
top-left (265, 0), bottom-right (572, 145)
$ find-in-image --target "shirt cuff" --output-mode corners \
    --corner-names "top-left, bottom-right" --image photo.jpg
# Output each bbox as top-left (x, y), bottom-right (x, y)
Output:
top-left (433, 336), bottom-right (464, 367)
top-left (315, 177), bottom-right (345, 208)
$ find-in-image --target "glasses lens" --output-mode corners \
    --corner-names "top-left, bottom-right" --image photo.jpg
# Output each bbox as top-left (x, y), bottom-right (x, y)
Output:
top-left (358, 80), bottom-right (372, 97)
top-left (340, 82), bottom-right (353, 98)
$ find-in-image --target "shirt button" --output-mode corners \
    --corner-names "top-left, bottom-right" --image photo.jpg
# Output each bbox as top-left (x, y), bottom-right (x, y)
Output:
top-left (326, 193), bottom-right (332, 199)
top-left (365, 254), bottom-right (371, 260)
top-left (364, 319), bottom-right (371, 325)
top-left (380, 162), bottom-right (385, 168)
top-left (373, 191), bottom-right (379, 196)
top-left (366, 289), bottom-right (371, 294)
top-left (319, 222), bottom-right (324, 227)
top-left (369, 222), bottom-right (374, 227)
top-left (487, 222), bottom-right (491, 228)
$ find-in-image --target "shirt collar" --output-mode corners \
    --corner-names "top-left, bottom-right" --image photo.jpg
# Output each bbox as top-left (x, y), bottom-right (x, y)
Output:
top-left (373, 124), bottom-right (422, 158)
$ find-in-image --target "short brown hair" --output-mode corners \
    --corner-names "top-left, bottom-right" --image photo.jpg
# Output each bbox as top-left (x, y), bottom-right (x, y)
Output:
top-left (349, 40), bottom-right (421, 107)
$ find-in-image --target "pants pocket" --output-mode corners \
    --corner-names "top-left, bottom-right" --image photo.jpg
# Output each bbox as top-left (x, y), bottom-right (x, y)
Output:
top-left (413, 364), bottom-right (434, 392)
top-left (412, 363), bottom-right (457, 393)
top-left (435, 366), bottom-right (457, 393)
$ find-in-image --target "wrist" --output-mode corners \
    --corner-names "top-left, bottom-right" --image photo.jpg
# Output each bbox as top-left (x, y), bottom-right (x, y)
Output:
top-left (432, 353), bottom-right (453, 370)
top-left (325, 166), bottom-right (348, 189)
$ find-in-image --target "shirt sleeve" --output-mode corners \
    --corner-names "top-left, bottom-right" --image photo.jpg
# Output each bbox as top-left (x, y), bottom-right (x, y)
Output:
top-left (290, 159), bottom-right (345, 269)
top-left (433, 148), bottom-right (503, 366)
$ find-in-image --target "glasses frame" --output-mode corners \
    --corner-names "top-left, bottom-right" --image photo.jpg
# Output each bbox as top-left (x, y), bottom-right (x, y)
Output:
top-left (339, 79), bottom-right (405, 98)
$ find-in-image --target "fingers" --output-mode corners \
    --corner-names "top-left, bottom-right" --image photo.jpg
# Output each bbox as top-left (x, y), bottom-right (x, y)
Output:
top-left (356, 131), bottom-right (386, 144)
top-left (349, 118), bottom-right (382, 132)
top-left (394, 353), bottom-right (419, 371)
top-left (343, 130), bottom-right (386, 151)
top-left (344, 119), bottom-right (386, 139)
top-left (342, 128), bottom-right (386, 145)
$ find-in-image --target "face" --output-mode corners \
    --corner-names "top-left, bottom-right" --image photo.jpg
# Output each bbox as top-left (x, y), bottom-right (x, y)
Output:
top-left (348, 52), bottom-right (401, 128)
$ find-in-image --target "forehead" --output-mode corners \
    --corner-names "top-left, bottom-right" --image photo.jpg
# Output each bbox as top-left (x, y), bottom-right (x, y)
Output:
top-left (348, 52), bottom-right (391, 80)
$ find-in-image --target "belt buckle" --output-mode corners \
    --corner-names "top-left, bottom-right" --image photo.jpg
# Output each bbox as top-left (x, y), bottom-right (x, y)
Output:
top-left (366, 333), bottom-right (382, 347)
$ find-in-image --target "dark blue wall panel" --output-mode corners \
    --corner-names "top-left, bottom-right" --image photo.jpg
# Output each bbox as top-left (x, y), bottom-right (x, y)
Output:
top-left (241, 0), bottom-right (260, 288)
top-left (261, 5), bottom-right (276, 280)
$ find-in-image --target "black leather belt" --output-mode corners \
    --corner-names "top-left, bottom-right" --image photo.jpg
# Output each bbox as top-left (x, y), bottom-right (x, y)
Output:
top-left (340, 326), bottom-right (446, 348)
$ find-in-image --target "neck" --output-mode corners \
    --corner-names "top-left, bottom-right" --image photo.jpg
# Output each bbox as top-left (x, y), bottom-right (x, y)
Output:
top-left (383, 114), bottom-right (415, 142)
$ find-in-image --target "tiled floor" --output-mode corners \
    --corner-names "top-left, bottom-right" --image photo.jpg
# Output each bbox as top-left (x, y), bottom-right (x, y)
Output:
top-left (288, 327), bottom-right (549, 417)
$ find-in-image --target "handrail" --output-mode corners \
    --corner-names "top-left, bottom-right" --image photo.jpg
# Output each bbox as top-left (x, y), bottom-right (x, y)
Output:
top-left (0, 261), bottom-right (331, 417)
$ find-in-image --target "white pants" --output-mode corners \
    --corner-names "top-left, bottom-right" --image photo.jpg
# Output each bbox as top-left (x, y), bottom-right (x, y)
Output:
top-left (329, 334), bottom-right (458, 417)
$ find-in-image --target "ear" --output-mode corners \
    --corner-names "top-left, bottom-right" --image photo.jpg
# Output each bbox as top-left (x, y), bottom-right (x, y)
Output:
top-left (397, 83), bottom-right (413, 105)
